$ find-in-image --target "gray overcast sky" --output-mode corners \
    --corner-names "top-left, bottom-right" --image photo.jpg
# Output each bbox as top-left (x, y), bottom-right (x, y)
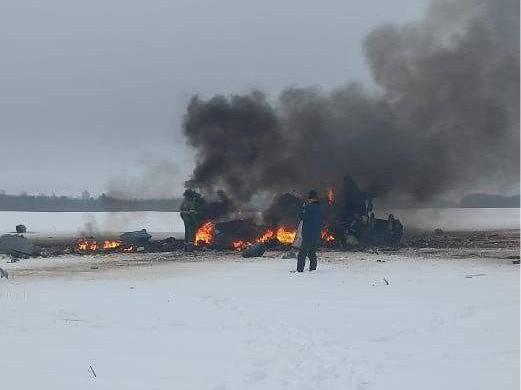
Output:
top-left (0, 0), bottom-right (427, 197)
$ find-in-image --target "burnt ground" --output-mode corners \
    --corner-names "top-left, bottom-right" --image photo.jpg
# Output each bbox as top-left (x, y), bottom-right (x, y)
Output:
top-left (1, 229), bottom-right (518, 279)
top-left (29, 228), bottom-right (521, 261)
top-left (396, 229), bottom-right (520, 260)
top-left (27, 229), bottom-right (520, 257)
top-left (403, 229), bottom-right (520, 249)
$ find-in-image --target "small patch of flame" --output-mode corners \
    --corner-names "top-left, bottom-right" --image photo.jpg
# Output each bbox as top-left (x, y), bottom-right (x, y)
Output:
top-left (195, 221), bottom-right (215, 246)
top-left (76, 239), bottom-right (98, 252)
top-left (327, 188), bottom-right (335, 206)
top-left (232, 229), bottom-right (276, 251)
top-left (232, 240), bottom-right (247, 251)
top-left (103, 240), bottom-right (121, 250)
top-left (257, 229), bottom-right (275, 243)
top-left (276, 226), bottom-right (297, 245)
top-left (321, 227), bottom-right (335, 243)
top-left (75, 238), bottom-right (135, 253)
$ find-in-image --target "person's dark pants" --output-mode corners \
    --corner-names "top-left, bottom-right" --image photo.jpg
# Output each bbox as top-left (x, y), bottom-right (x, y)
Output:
top-left (297, 239), bottom-right (318, 272)
top-left (181, 215), bottom-right (198, 251)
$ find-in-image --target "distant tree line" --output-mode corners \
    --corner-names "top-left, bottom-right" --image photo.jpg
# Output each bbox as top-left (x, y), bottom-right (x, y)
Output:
top-left (0, 191), bottom-right (518, 211)
top-left (0, 191), bottom-right (182, 212)
top-left (460, 193), bottom-right (520, 208)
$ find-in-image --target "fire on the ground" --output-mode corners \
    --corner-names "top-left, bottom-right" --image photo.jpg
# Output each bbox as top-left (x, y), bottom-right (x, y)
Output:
top-left (75, 239), bottom-right (134, 254)
top-left (189, 178), bottom-right (403, 251)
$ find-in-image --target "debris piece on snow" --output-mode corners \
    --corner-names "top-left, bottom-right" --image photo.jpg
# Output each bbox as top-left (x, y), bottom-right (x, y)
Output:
top-left (371, 278), bottom-right (390, 286)
top-left (88, 365), bottom-right (97, 378)
top-left (119, 229), bottom-right (151, 246)
top-left (0, 234), bottom-right (35, 257)
top-left (184, 242), bottom-right (196, 252)
top-left (465, 273), bottom-right (487, 278)
top-left (513, 260), bottom-right (520, 265)
top-left (15, 224), bottom-right (27, 233)
top-left (0, 267), bottom-right (8, 279)
top-left (241, 243), bottom-right (266, 258)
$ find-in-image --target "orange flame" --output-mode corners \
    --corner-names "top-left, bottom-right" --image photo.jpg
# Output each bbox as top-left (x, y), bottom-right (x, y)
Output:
top-left (232, 240), bottom-right (247, 251)
top-left (257, 229), bottom-right (275, 243)
top-left (195, 221), bottom-right (215, 246)
top-left (321, 227), bottom-right (335, 243)
top-left (327, 188), bottom-right (335, 206)
top-left (103, 240), bottom-right (121, 250)
top-left (276, 226), bottom-right (297, 245)
top-left (75, 238), bottom-right (135, 253)
top-left (233, 225), bottom-right (332, 251)
top-left (232, 228), bottom-right (276, 251)
top-left (76, 239), bottom-right (99, 252)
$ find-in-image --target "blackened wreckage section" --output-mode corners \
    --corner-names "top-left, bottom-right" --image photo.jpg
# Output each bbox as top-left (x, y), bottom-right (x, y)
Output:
top-left (182, 175), bottom-right (403, 251)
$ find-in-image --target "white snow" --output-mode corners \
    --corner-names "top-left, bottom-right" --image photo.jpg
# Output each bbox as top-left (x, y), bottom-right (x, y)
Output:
top-left (384, 208), bottom-right (520, 231)
top-left (0, 211), bottom-right (185, 238)
top-left (0, 253), bottom-right (518, 390)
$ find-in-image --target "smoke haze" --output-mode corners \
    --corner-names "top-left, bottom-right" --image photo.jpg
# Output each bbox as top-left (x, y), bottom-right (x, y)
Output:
top-left (183, 0), bottom-right (519, 204)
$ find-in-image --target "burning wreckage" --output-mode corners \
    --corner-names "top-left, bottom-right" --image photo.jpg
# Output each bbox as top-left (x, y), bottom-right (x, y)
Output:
top-left (0, 229), bottom-right (159, 258)
top-left (181, 176), bottom-right (403, 256)
top-left (0, 176), bottom-right (402, 259)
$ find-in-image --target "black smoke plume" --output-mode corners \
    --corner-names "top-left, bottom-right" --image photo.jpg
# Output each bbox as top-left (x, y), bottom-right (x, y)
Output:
top-left (183, 0), bottom-right (519, 205)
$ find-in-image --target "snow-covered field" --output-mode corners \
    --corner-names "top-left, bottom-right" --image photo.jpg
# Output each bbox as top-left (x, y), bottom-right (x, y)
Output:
top-left (0, 211), bottom-right (185, 237)
top-left (1, 253), bottom-right (518, 390)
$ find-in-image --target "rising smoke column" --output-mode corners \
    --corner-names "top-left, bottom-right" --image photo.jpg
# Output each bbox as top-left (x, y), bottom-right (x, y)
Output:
top-left (363, 0), bottom-right (520, 199)
top-left (183, 91), bottom-right (289, 203)
top-left (182, 0), bottom-right (519, 204)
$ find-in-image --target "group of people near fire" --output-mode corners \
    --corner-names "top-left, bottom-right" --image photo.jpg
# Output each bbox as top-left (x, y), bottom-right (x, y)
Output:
top-left (180, 176), bottom-right (403, 272)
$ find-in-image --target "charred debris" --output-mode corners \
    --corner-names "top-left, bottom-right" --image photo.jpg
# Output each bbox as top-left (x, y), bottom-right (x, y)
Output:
top-left (181, 175), bottom-right (404, 254)
top-left (0, 177), bottom-right (403, 260)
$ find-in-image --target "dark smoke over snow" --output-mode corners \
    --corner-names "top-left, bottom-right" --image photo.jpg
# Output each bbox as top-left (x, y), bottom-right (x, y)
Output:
top-left (183, 0), bottom-right (519, 205)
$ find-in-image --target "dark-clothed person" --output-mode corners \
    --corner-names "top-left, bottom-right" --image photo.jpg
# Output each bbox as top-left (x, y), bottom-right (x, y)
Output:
top-left (180, 189), bottom-right (204, 248)
top-left (297, 190), bottom-right (324, 272)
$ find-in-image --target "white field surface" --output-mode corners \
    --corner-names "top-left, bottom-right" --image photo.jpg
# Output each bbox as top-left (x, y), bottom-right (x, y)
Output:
top-left (0, 251), bottom-right (519, 390)
top-left (0, 211), bottom-right (186, 238)
top-left (0, 208), bottom-right (518, 238)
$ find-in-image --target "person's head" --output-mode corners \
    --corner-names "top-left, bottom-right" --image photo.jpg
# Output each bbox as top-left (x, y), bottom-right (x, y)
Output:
top-left (308, 190), bottom-right (318, 200)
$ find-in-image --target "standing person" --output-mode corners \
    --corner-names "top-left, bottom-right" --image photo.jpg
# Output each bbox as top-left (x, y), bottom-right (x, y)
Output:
top-left (180, 189), bottom-right (204, 250)
top-left (296, 190), bottom-right (324, 272)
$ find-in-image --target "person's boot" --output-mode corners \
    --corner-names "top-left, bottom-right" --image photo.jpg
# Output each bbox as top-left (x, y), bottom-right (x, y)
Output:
top-left (296, 254), bottom-right (305, 272)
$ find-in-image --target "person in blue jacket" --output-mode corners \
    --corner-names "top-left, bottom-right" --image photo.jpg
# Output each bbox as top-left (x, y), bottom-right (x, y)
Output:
top-left (296, 190), bottom-right (324, 272)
